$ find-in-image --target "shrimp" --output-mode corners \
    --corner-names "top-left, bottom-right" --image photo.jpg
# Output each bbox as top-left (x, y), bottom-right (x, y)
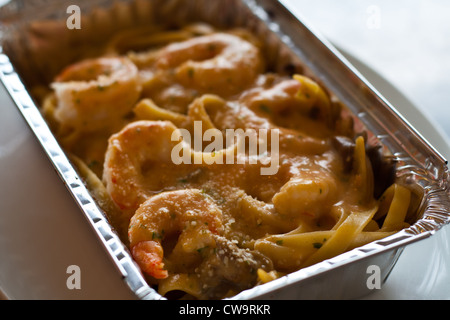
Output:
top-left (51, 57), bottom-right (142, 134)
top-left (102, 120), bottom-right (188, 216)
top-left (128, 189), bottom-right (223, 279)
top-left (155, 32), bottom-right (264, 96)
top-left (272, 170), bottom-right (339, 228)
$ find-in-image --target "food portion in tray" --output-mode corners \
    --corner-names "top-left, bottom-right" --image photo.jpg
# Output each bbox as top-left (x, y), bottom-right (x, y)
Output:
top-left (36, 22), bottom-right (415, 299)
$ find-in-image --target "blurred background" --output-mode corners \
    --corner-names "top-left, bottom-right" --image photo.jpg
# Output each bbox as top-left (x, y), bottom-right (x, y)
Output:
top-left (284, 0), bottom-right (450, 152)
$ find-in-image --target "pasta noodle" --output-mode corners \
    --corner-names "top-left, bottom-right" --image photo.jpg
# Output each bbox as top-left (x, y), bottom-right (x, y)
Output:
top-left (38, 22), bottom-right (413, 300)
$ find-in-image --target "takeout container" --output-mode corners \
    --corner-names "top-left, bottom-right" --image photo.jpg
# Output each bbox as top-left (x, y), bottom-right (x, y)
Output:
top-left (0, 0), bottom-right (449, 300)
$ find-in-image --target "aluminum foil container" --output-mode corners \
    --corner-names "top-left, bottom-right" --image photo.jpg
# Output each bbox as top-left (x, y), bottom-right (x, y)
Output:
top-left (1, 0), bottom-right (449, 300)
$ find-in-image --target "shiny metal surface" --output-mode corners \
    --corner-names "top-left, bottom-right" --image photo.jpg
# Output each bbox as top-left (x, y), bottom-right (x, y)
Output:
top-left (0, 0), bottom-right (449, 300)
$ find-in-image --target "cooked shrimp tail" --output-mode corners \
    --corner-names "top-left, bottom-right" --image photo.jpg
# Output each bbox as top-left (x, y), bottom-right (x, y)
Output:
top-left (131, 240), bottom-right (168, 279)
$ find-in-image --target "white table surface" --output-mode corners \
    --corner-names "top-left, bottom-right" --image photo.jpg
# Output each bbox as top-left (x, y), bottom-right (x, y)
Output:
top-left (1, 0), bottom-right (450, 300)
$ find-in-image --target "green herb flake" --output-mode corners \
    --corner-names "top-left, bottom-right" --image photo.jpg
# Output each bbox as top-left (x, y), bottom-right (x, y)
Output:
top-left (208, 44), bottom-right (216, 52)
top-left (313, 242), bottom-right (323, 249)
top-left (259, 104), bottom-right (271, 113)
top-left (197, 246), bottom-right (209, 255)
top-left (152, 230), bottom-right (164, 240)
top-left (187, 68), bottom-right (195, 79)
top-left (88, 160), bottom-right (99, 169)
